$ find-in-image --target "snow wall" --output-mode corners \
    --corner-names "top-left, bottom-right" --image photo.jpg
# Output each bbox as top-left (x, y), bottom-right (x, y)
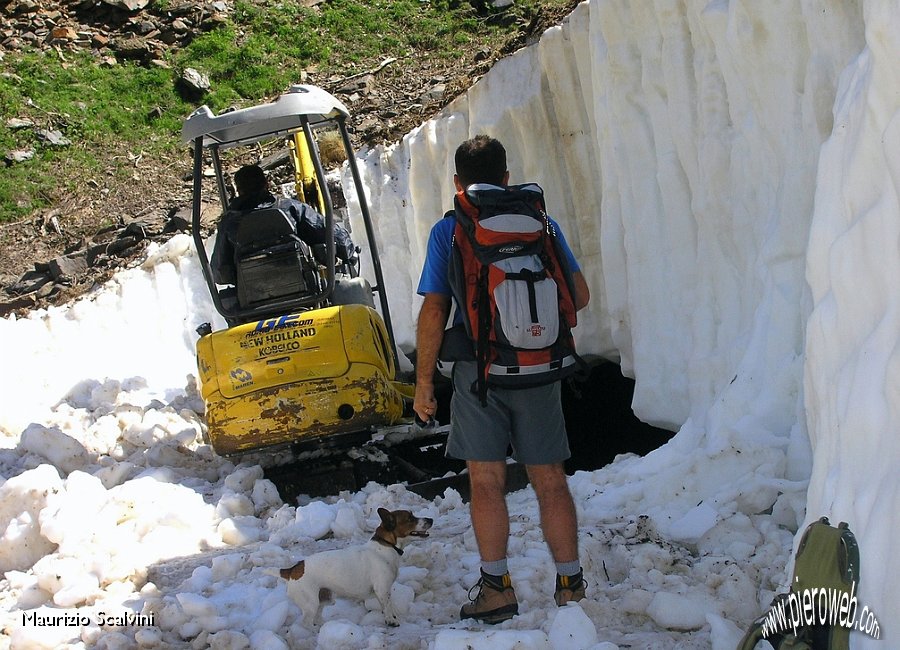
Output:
top-left (342, 0), bottom-right (895, 642)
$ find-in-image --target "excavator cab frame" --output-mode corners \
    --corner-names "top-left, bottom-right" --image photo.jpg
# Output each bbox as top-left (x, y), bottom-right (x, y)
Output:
top-left (182, 84), bottom-right (399, 365)
top-left (182, 85), bottom-right (415, 459)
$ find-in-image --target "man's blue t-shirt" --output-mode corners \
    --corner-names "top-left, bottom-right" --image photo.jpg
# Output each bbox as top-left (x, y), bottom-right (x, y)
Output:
top-left (416, 214), bottom-right (580, 297)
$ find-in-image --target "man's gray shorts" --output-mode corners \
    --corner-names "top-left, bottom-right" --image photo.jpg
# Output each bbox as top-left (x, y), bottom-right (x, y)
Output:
top-left (447, 361), bottom-right (571, 465)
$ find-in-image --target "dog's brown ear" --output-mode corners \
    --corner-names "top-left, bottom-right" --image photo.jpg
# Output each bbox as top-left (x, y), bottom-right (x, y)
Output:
top-left (377, 507), bottom-right (395, 531)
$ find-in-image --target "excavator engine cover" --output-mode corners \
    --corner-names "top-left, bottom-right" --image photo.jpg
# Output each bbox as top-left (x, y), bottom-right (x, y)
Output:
top-left (196, 304), bottom-right (406, 455)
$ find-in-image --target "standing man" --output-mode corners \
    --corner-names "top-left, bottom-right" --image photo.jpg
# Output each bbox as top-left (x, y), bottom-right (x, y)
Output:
top-left (414, 135), bottom-right (591, 623)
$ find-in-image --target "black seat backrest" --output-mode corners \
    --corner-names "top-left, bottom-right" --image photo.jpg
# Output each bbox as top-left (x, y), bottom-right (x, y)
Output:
top-left (234, 207), bottom-right (297, 255)
top-left (233, 207), bottom-right (322, 309)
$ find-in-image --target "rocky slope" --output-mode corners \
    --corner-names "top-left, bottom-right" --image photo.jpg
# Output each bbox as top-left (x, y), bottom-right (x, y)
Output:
top-left (0, 0), bottom-right (575, 316)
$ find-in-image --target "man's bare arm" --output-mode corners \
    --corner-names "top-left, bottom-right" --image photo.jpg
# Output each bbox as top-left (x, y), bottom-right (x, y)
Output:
top-left (413, 293), bottom-right (451, 422)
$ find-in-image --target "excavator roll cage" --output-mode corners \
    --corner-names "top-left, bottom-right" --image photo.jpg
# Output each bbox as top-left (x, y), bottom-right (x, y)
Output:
top-left (182, 84), bottom-right (399, 368)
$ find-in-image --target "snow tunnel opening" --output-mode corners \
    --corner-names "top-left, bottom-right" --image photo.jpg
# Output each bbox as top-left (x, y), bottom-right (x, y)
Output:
top-left (431, 359), bottom-right (675, 475)
top-left (560, 360), bottom-right (675, 474)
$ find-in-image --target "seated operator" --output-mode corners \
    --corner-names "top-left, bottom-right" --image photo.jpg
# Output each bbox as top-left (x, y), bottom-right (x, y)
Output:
top-left (210, 163), bottom-right (357, 286)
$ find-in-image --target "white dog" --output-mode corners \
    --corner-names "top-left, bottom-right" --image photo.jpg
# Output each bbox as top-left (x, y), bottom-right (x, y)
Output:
top-left (275, 507), bottom-right (433, 626)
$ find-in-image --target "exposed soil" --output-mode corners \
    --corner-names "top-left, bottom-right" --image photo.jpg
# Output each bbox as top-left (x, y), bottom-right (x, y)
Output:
top-left (0, 0), bottom-right (578, 317)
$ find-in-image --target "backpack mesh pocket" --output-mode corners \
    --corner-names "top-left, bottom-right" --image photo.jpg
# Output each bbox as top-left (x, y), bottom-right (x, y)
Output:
top-left (492, 256), bottom-right (560, 349)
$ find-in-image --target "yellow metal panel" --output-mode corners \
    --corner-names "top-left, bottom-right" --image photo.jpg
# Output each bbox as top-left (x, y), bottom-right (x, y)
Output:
top-left (207, 308), bottom-right (350, 399)
top-left (341, 306), bottom-right (395, 374)
top-left (203, 363), bottom-right (405, 455)
top-left (195, 304), bottom-right (408, 456)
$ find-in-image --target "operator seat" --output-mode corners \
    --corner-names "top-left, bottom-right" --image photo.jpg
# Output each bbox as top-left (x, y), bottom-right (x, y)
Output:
top-left (233, 207), bottom-right (323, 311)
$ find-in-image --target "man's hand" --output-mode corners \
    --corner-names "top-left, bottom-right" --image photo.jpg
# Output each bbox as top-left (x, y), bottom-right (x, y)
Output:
top-left (413, 383), bottom-right (438, 424)
top-left (414, 293), bottom-right (451, 423)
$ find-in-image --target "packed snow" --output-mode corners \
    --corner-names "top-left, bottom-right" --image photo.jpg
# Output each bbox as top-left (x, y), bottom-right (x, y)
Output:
top-left (1, 0), bottom-right (897, 648)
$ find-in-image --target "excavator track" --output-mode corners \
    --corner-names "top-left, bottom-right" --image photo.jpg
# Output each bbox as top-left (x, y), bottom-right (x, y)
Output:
top-left (251, 422), bottom-right (468, 502)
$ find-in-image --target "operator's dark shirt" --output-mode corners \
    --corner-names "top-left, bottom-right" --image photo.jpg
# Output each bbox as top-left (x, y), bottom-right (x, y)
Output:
top-left (210, 191), bottom-right (355, 285)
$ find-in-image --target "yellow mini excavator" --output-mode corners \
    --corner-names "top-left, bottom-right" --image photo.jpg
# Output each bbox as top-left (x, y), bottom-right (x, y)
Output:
top-left (183, 86), bottom-right (457, 497)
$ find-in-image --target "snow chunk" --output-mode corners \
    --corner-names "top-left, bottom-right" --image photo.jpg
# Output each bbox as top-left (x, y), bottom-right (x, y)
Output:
top-left (0, 464), bottom-right (63, 572)
top-left (646, 590), bottom-right (721, 630)
top-left (330, 500), bottom-right (364, 538)
top-left (295, 500), bottom-right (337, 539)
top-left (218, 516), bottom-right (262, 545)
top-left (707, 613), bottom-right (746, 650)
top-left (224, 465), bottom-right (264, 493)
top-left (20, 424), bottom-right (92, 474)
top-left (317, 619), bottom-right (365, 648)
top-left (251, 478), bottom-right (282, 512)
top-left (668, 502), bottom-right (719, 543)
top-left (548, 605), bottom-right (598, 648)
top-left (250, 629), bottom-right (289, 650)
top-left (208, 630), bottom-right (251, 649)
top-left (176, 591), bottom-right (218, 618)
top-left (253, 597), bottom-right (290, 632)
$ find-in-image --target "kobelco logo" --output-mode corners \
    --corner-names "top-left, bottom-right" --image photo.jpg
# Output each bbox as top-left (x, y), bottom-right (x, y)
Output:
top-left (499, 245), bottom-right (524, 254)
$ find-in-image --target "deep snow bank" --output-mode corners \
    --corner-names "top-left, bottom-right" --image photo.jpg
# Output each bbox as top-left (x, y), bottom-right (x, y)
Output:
top-left (803, 0), bottom-right (900, 633)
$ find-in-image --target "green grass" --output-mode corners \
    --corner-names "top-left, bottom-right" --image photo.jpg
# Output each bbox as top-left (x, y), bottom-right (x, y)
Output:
top-left (0, 53), bottom-right (190, 221)
top-left (177, 0), bottom-right (491, 113)
top-left (0, 0), bottom-right (572, 223)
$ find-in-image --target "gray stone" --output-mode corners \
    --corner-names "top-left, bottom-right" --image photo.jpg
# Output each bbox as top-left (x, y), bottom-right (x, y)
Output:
top-left (420, 83), bottom-right (447, 103)
top-left (179, 67), bottom-right (211, 98)
top-left (5, 149), bottom-right (35, 163)
top-left (48, 253), bottom-right (89, 280)
top-left (102, 0), bottom-right (150, 11)
top-left (34, 129), bottom-right (71, 147)
top-left (114, 36), bottom-right (150, 58)
top-left (6, 270), bottom-right (52, 296)
top-left (6, 118), bottom-right (34, 130)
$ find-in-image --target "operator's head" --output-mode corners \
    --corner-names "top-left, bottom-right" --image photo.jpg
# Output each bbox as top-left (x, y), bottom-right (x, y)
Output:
top-left (454, 135), bottom-right (509, 189)
top-left (234, 164), bottom-right (268, 197)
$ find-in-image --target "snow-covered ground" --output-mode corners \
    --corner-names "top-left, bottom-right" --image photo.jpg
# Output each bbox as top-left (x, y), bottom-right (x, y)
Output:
top-left (1, 0), bottom-right (897, 648)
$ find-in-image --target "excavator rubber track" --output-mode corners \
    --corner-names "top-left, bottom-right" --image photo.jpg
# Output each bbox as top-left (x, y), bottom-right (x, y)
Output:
top-left (247, 421), bottom-right (528, 503)
top-left (252, 423), bottom-right (458, 501)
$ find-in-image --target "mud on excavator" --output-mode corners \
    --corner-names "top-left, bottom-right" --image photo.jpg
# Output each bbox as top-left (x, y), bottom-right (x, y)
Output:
top-left (183, 85), bottom-right (462, 499)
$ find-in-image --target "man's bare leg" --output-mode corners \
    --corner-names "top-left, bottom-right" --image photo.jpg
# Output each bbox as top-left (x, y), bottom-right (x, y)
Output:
top-left (526, 462), bottom-right (578, 563)
top-left (467, 460), bottom-right (509, 563)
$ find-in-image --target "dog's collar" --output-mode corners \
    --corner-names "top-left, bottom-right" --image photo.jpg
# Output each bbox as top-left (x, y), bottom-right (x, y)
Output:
top-left (372, 534), bottom-right (403, 556)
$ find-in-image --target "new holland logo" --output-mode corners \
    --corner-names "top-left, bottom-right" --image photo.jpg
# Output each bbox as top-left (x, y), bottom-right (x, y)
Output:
top-left (499, 244), bottom-right (524, 254)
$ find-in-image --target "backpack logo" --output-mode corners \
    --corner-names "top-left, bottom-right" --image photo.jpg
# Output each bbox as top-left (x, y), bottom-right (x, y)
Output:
top-left (445, 183), bottom-right (581, 404)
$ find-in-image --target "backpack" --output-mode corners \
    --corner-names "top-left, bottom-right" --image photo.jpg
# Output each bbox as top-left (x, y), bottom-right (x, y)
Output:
top-left (736, 516), bottom-right (860, 650)
top-left (444, 182), bottom-right (581, 405)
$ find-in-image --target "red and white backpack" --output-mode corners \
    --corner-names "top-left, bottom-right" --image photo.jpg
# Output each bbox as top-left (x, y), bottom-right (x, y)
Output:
top-left (445, 183), bottom-right (581, 404)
